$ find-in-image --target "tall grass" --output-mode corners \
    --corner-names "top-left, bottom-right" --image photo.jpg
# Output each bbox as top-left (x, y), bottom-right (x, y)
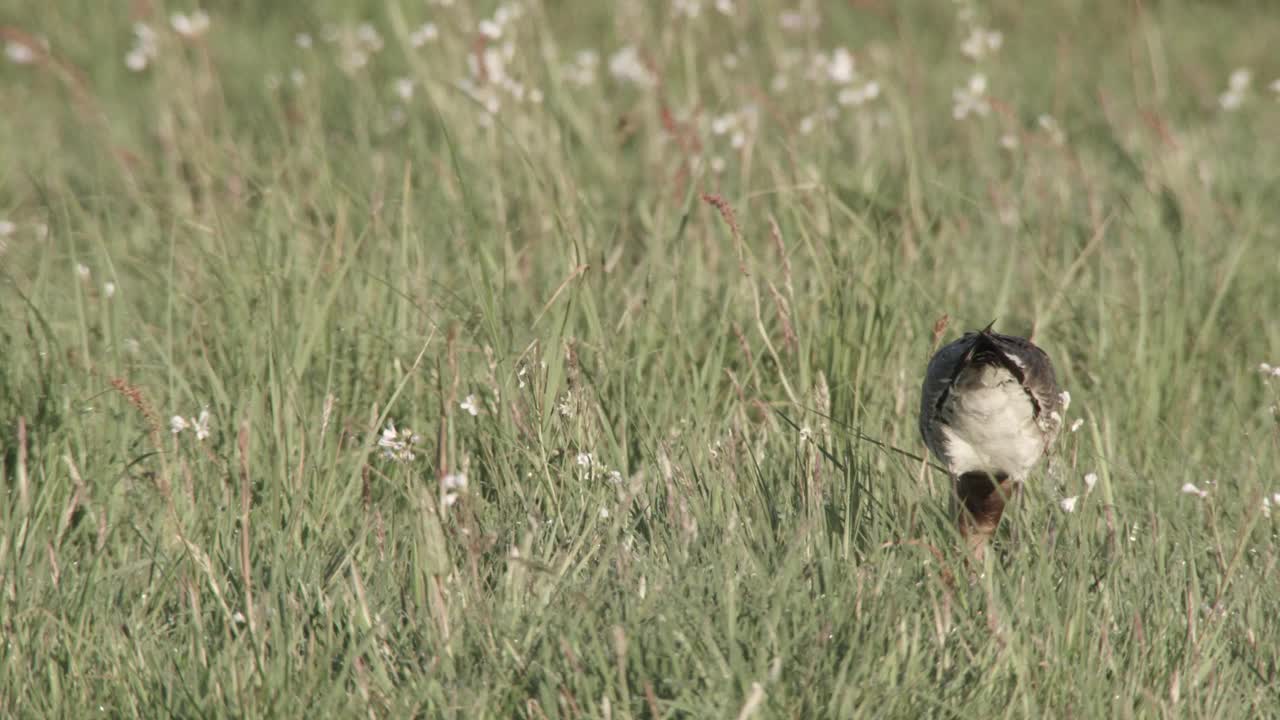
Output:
top-left (2, 0), bottom-right (1279, 716)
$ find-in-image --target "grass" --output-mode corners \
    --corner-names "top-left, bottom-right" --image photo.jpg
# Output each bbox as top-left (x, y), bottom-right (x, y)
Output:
top-left (2, 0), bottom-right (1280, 716)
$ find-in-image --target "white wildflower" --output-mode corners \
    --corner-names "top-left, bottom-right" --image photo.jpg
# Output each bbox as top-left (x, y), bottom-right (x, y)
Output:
top-left (599, 506), bottom-right (610, 519)
top-left (609, 46), bottom-right (655, 87)
top-left (192, 409), bottom-right (211, 440)
top-left (557, 392), bottom-right (574, 417)
top-left (6, 42), bottom-right (35, 64)
top-left (1219, 69), bottom-right (1251, 111)
top-left (999, 132), bottom-right (1019, 150)
top-left (1229, 68), bottom-right (1252, 91)
top-left (837, 80), bottom-right (880, 107)
top-left (715, 0), bottom-right (735, 14)
top-left (76, 263), bottom-right (90, 280)
top-left (460, 394), bottom-right (479, 416)
top-left (1038, 114), bottom-right (1066, 145)
top-left (409, 23), bottom-right (438, 47)
top-left (0, 219), bottom-right (14, 236)
top-left (125, 23), bottom-right (158, 71)
top-left (960, 27), bottom-right (1003, 59)
top-left (1058, 389), bottom-right (1071, 411)
top-left (170, 415), bottom-right (189, 434)
top-left (576, 452), bottom-right (592, 468)
top-left (1181, 482), bottom-right (1208, 499)
top-left (295, 33), bottom-right (313, 48)
top-left (565, 50), bottom-right (598, 87)
top-left (478, 19), bottom-right (502, 39)
top-left (378, 422), bottom-right (421, 462)
top-left (608, 470), bottom-right (623, 485)
top-left (103, 282), bottom-right (116, 298)
top-left (673, 0), bottom-right (701, 18)
top-left (1084, 472), bottom-right (1098, 492)
top-left (442, 473), bottom-right (468, 491)
top-left (952, 73), bottom-right (989, 120)
top-left (170, 9), bottom-right (211, 39)
top-left (393, 77), bottom-right (414, 101)
top-left (1059, 496), bottom-right (1078, 513)
top-left (1070, 418), bottom-right (1084, 433)
top-left (355, 23), bottom-right (383, 52)
top-left (826, 47), bottom-right (856, 84)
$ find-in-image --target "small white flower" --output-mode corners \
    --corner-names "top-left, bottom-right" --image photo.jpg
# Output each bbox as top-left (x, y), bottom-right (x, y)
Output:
top-left (999, 133), bottom-right (1019, 150)
top-left (0, 219), bottom-right (14, 236)
top-left (393, 77), bottom-right (414, 101)
top-left (1084, 472), bottom-right (1098, 492)
top-left (170, 415), bottom-right (189, 434)
top-left (1228, 68), bottom-right (1252, 92)
top-left (1058, 390), bottom-right (1071, 411)
top-left (714, 0), bottom-right (735, 14)
top-left (290, 69), bottom-right (306, 87)
top-left (576, 452), bottom-right (592, 467)
top-left (192, 408), bottom-right (211, 441)
top-left (673, 0), bottom-right (701, 18)
top-left (124, 46), bottom-right (149, 70)
top-left (442, 492), bottom-right (459, 507)
top-left (1181, 482), bottom-right (1208, 499)
top-left (1070, 418), bottom-right (1084, 433)
top-left (171, 10), bottom-right (211, 39)
top-left (608, 46), bottom-right (655, 87)
top-left (295, 33), bottom-right (313, 48)
top-left (76, 263), bottom-right (90, 280)
top-left (125, 22), bottom-right (158, 71)
top-left (599, 506), bottom-right (610, 519)
top-left (123, 338), bottom-right (141, 354)
top-left (960, 27), bottom-right (1003, 60)
top-left (410, 23), bottom-right (438, 47)
top-left (799, 425), bottom-right (813, 442)
top-left (442, 473), bottom-right (468, 491)
top-left (355, 23), bottom-right (383, 52)
top-left (608, 470), bottom-right (623, 485)
top-left (103, 282), bottom-right (116, 298)
top-left (377, 421), bottom-right (420, 462)
top-left (952, 73), bottom-right (989, 120)
top-left (1059, 496), bottom-right (1078, 513)
top-left (826, 47), bottom-right (856, 84)
top-left (6, 42), bottom-right (36, 65)
top-left (478, 19), bottom-right (502, 39)
top-left (1038, 114), bottom-right (1066, 145)
top-left (460, 394), bottom-right (479, 416)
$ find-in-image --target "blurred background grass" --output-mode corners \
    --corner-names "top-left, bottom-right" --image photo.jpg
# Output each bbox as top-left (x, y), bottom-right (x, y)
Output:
top-left (2, 0), bottom-right (1279, 716)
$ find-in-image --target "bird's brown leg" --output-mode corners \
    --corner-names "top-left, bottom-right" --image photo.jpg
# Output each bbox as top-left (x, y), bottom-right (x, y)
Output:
top-left (955, 472), bottom-right (1018, 561)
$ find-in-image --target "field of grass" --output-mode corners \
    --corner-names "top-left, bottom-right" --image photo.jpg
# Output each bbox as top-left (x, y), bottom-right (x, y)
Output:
top-left (3, 0), bottom-right (1280, 716)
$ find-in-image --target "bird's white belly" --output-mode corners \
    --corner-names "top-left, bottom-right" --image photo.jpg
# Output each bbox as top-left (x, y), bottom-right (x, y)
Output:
top-left (941, 366), bottom-right (1044, 478)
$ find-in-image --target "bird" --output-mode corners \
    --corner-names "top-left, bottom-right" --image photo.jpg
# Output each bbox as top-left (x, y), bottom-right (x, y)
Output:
top-left (919, 323), bottom-right (1065, 561)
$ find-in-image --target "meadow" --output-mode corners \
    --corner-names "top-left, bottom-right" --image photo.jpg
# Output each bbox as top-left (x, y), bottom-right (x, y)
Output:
top-left (2, 0), bottom-right (1280, 716)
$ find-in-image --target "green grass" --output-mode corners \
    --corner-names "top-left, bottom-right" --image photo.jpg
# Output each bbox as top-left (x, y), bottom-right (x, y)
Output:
top-left (3, 0), bottom-right (1280, 716)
